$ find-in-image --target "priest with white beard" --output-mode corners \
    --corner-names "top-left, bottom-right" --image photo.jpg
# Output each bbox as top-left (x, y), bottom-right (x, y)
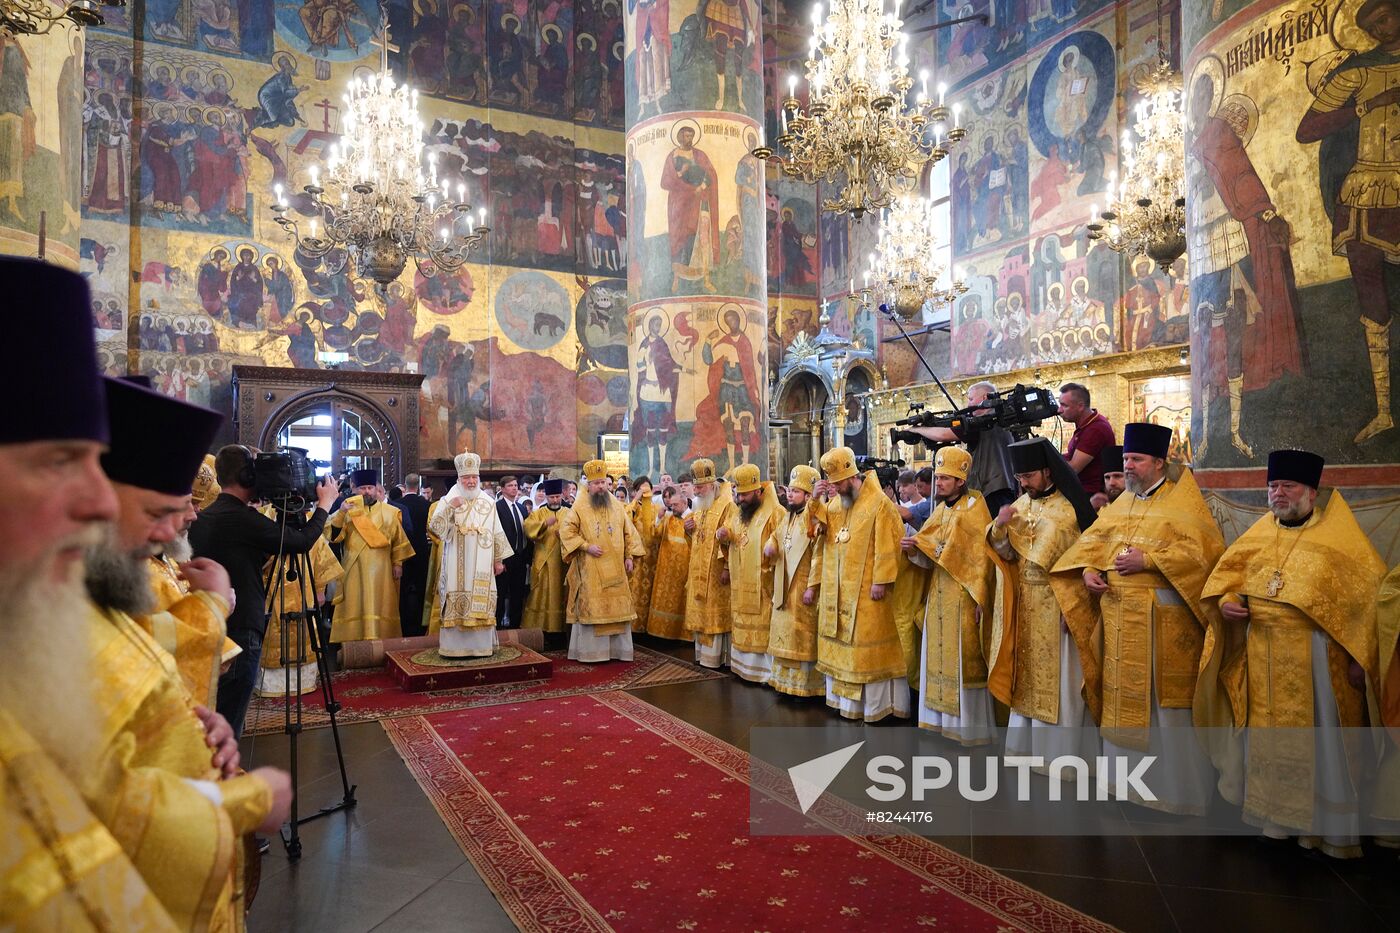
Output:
top-left (426, 452), bottom-right (513, 658)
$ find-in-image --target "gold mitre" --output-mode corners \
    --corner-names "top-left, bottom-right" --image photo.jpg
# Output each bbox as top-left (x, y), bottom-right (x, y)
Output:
top-left (820, 446), bottom-right (858, 482)
top-left (582, 459), bottom-right (608, 481)
top-left (787, 464), bottom-right (819, 494)
top-left (732, 463), bottom-right (762, 494)
top-left (934, 446), bottom-right (972, 481)
top-left (691, 458), bottom-right (717, 484)
top-left (454, 451), bottom-right (481, 476)
top-left (192, 453), bottom-right (220, 510)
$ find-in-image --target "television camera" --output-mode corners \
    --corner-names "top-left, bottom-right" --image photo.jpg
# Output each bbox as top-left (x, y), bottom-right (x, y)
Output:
top-left (890, 384), bottom-right (1059, 449)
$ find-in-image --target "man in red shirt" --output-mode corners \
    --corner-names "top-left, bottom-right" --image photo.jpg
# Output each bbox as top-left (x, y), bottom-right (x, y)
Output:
top-left (1059, 382), bottom-right (1115, 496)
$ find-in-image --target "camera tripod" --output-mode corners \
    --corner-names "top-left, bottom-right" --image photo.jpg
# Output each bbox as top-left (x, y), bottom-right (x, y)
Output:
top-left (265, 506), bottom-right (357, 859)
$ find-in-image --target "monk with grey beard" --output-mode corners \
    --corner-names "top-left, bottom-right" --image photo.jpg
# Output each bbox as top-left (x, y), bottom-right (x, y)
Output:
top-left (0, 257), bottom-right (174, 925)
top-left (683, 458), bottom-right (735, 668)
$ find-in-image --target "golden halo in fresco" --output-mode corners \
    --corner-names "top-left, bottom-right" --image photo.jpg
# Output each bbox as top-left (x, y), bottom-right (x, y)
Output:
top-left (642, 308), bottom-right (670, 338)
top-left (542, 23), bottom-right (562, 44)
top-left (1333, 0), bottom-right (1380, 54)
top-left (718, 303), bottom-right (745, 335)
top-left (577, 32), bottom-right (596, 51)
top-left (1185, 54), bottom-right (1225, 124)
top-left (1217, 93), bottom-right (1259, 147)
top-left (670, 117), bottom-right (703, 148)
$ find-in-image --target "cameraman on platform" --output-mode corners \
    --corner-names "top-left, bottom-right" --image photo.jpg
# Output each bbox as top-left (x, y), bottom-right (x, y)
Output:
top-left (190, 445), bottom-right (339, 740)
top-left (906, 381), bottom-right (1017, 516)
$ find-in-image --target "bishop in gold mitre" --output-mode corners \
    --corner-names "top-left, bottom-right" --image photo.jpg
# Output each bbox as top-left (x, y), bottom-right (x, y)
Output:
top-left (559, 460), bottom-right (645, 662)
top-left (647, 482), bottom-right (692, 641)
top-left (522, 478), bottom-right (568, 635)
top-left (905, 446), bottom-right (996, 745)
top-left (87, 374), bottom-right (287, 930)
top-left (724, 464), bottom-right (781, 684)
top-left (683, 458), bottom-right (735, 669)
top-left (763, 465), bottom-right (825, 697)
top-left (1051, 422), bottom-right (1222, 814)
top-left (328, 468), bottom-right (415, 643)
top-left (1202, 449), bottom-right (1386, 858)
top-left (426, 452), bottom-right (512, 658)
top-left (988, 437), bottom-right (1098, 774)
top-left (806, 447), bottom-right (909, 721)
top-left (0, 258), bottom-right (176, 930)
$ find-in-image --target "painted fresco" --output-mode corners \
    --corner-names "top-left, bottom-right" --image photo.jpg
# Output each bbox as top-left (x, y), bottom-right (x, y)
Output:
top-left (624, 0), bottom-right (763, 122)
top-left (949, 65), bottom-right (1030, 255)
top-left (929, 0), bottom-right (1116, 92)
top-left (1182, 0), bottom-right (1400, 468)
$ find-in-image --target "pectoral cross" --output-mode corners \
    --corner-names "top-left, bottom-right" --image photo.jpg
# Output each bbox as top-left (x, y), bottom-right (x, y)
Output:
top-left (1266, 570), bottom-right (1284, 598)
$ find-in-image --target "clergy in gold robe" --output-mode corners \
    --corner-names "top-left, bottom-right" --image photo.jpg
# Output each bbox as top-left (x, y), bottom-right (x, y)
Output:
top-left (988, 438), bottom-right (1099, 773)
top-left (559, 460), bottom-right (645, 662)
top-left (905, 447), bottom-right (996, 745)
top-left (258, 509), bottom-right (344, 698)
top-left (1051, 422), bottom-right (1222, 814)
top-left (522, 478), bottom-right (568, 634)
top-left (328, 468), bottom-right (415, 643)
top-left (1202, 450), bottom-right (1386, 857)
top-left (725, 465), bottom-right (781, 683)
top-left (891, 534), bottom-right (930, 690)
top-left (807, 448), bottom-right (910, 721)
top-left (628, 477), bottom-right (660, 633)
top-left (647, 484), bottom-right (692, 640)
top-left (140, 527), bottom-right (239, 709)
top-left (684, 458), bottom-right (735, 669)
top-left (427, 452), bottom-right (512, 657)
top-left (764, 465), bottom-right (824, 697)
top-left (1371, 561), bottom-right (1400, 840)
top-left (84, 373), bottom-right (289, 930)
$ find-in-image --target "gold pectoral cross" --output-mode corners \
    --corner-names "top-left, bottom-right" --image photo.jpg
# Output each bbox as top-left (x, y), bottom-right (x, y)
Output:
top-left (835, 526), bottom-right (850, 544)
top-left (934, 541), bottom-right (946, 558)
top-left (783, 532), bottom-right (792, 550)
top-left (739, 531), bottom-right (749, 548)
top-left (1266, 570), bottom-right (1284, 598)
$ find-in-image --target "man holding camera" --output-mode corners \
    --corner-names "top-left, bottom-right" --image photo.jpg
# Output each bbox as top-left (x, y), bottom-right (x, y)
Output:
top-left (906, 381), bottom-right (1018, 516)
top-left (190, 446), bottom-right (338, 739)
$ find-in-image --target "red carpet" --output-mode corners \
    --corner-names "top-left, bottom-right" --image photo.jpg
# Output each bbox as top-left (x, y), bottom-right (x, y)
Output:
top-left (244, 646), bottom-right (723, 736)
top-left (384, 691), bottom-right (1116, 933)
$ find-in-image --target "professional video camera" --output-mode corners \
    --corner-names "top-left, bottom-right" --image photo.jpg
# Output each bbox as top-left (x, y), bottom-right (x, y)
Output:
top-left (855, 456), bottom-right (904, 491)
top-left (893, 384), bottom-right (1058, 441)
top-left (253, 446), bottom-right (321, 509)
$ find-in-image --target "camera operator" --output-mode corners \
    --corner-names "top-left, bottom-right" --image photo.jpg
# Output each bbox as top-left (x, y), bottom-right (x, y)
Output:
top-left (1057, 382), bottom-right (1116, 498)
top-left (907, 381), bottom-right (1017, 515)
top-left (190, 444), bottom-right (339, 739)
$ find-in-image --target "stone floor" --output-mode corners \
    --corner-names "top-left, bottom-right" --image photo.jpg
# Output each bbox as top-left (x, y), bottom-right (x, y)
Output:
top-left (245, 636), bottom-right (1399, 932)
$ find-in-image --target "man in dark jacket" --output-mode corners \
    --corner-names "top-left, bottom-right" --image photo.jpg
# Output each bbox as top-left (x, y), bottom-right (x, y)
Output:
top-left (397, 473), bottom-right (432, 636)
top-left (493, 474), bottom-right (531, 628)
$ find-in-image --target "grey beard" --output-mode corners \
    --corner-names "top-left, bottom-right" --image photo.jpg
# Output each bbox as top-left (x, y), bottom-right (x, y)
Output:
top-left (85, 529), bottom-right (157, 616)
top-left (163, 530), bottom-right (193, 563)
top-left (461, 487), bottom-right (480, 500)
top-left (839, 493), bottom-right (854, 511)
top-left (695, 490), bottom-right (715, 511)
top-left (589, 490), bottom-right (610, 508)
top-left (1125, 474), bottom-right (1157, 496)
top-left (1270, 500), bottom-right (1311, 522)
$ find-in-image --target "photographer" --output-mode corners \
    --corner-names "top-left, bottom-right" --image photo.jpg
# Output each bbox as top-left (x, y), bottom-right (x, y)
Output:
top-left (906, 381), bottom-right (1018, 515)
top-left (190, 444), bottom-right (339, 739)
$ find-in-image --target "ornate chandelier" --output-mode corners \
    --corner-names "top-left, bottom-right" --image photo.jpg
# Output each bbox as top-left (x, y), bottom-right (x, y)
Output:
top-left (752, 0), bottom-right (965, 219)
top-left (854, 185), bottom-right (965, 319)
top-left (1, 0), bottom-right (121, 36)
top-left (1086, 60), bottom-right (1186, 271)
top-left (272, 12), bottom-right (488, 288)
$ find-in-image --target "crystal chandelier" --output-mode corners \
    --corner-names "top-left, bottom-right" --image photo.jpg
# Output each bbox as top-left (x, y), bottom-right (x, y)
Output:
top-left (272, 11), bottom-right (488, 288)
top-left (1086, 58), bottom-right (1185, 272)
top-left (753, 0), bottom-right (965, 219)
top-left (1, 0), bottom-right (122, 36)
top-left (853, 185), bottom-right (965, 319)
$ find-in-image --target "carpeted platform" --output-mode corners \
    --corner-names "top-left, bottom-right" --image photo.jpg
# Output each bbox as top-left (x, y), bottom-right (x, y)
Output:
top-left (243, 646), bottom-right (725, 736)
top-left (383, 691), bottom-right (1117, 933)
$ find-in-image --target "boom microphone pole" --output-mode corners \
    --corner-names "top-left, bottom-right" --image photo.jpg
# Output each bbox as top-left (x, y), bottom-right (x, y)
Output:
top-left (879, 303), bottom-right (958, 409)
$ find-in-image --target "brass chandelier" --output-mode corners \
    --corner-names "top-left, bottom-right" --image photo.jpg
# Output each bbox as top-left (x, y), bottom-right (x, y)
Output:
top-left (1, 0), bottom-right (121, 37)
top-left (854, 184), bottom-right (965, 319)
top-left (753, 0), bottom-right (965, 219)
top-left (272, 10), bottom-right (488, 288)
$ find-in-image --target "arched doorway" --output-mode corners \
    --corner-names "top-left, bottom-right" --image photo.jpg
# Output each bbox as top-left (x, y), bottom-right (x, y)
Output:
top-left (774, 371), bottom-right (829, 479)
top-left (268, 398), bottom-right (389, 479)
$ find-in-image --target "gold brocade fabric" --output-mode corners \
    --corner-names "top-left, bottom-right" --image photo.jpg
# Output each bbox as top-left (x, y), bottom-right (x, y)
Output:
top-left (1202, 492), bottom-right (1385, 726)
top-left (328, 502), bottom-right (415, 642)
top-left (766, 506), bottom-right (818, 663)
top-left (726, 483), bottom-right (780, 654)
top-left (808, 473), bottom-right (906, 685)
top-left (914, 493), bottom-right (995, 714)
top-left (648, 514), bottom-right (691, 639)
top-left (522, 506), bottom-right (567, 633)
top-left (1051, 469), bottom-right (1225, 726)
top-left (0, 708), bottom-right (178, 932)
top-left (1377, 563), bottom-right (1400, 733)
top-left (990, 491), bottom-right (1082, 724)
top-left (628, 499), bottom-right (659, 633)
top-left (137, 558), bottom-right (235, 709)
top-left (891, 549), bottom-right (929, 688)
top-left (684, 490), bottom-right (735, 636)
top-left (559, 497), bottom-right (645, 626)
top-left (87, 604), bottom-right (272, 932)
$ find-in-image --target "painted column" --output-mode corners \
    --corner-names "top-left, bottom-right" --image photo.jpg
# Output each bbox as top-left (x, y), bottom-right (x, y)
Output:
top-left (624, 0), bottom-right (769, 479)
top-left (0, 29), bottom-right (86, 267)
top-left (1183, 0), bottom-right (1400, 557)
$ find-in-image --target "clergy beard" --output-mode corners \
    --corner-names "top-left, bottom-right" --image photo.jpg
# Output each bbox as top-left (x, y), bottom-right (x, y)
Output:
top-left (163, 530), bottom-right (193, 563)
top-left (1124, 474), bottom-right (1159, 496)
top-left (1271, 500), bottom-right (1312, 523)
top-left (547, 504), bottom-right (562, 512)
top-left (461, 486), bottom-right (480, 500)
top-left (839, 493), bottom-right (854, 510)
top-left (0, 553), bottom-right (102, 776)
top-left (589, 490), bottom-right (610, 508)
top-left (695, 489), bottom-right (716, 511)
top-left (84, 526), bottom-right (157, 617)
top-left (738, 497), bottom-right (761, 523)
top-left (786, 499), bottom-right (805, 514)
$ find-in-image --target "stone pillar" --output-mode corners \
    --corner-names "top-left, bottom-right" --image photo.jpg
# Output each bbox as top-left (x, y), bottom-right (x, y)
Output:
top-left (0, 29), bottom-right (86, 267)
top-left (1183, 0), bottom-right (1400, 557)
top-left (624, 0), bottom-right (769, 479)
